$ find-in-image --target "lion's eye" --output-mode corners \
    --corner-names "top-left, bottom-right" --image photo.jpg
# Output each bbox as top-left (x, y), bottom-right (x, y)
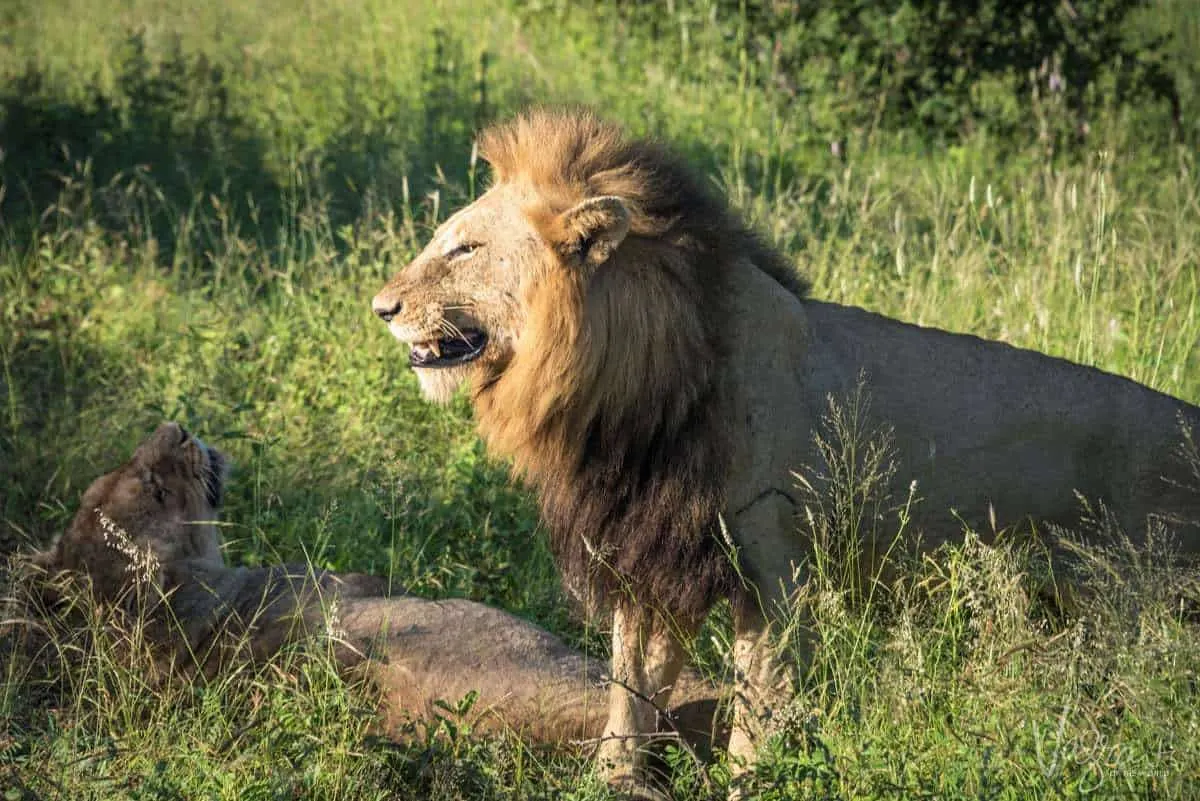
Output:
top-left (141, 470), bottom-right (168, 504)
top-left (446, 243), bottom-right (480, 261)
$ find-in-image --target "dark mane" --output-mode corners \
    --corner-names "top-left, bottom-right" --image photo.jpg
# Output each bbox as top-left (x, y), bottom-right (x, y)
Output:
top-left (474, 109), bottom-right (806, 621)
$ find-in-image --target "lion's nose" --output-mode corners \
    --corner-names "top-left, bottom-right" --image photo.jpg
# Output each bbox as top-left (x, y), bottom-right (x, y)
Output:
top-left (372, 294), bottom-right (402, 323)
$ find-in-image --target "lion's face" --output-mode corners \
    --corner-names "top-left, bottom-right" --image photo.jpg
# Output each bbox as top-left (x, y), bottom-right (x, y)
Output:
top-left (41, 422), bottom-right (228, 596)
top-left (372, 182), bottom-right (544, 403)
top-left (372, 179), bottom-right (634, 405)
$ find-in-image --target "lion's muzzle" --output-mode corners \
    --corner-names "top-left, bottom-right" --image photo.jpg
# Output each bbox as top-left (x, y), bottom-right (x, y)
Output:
top-left (372, 293), bottom-right (402, 323)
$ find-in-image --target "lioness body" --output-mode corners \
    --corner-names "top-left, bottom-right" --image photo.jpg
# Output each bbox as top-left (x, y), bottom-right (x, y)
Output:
top-left (22, 423), bottom-right (719, 750)
top-left (371, 110), bottom-right (1200, 796)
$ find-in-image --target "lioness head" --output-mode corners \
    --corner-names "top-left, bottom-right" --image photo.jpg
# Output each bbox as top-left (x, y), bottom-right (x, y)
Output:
top-left (372, 113), bottom-right (635, 405)
top-left (36, 422), bottom-right (227, 601)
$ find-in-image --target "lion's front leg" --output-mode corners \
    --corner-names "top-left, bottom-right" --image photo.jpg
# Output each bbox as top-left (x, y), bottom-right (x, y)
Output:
top-left (595, 603), bottom-right (688, 798)
top-left (726, 600), bottom-right (797, 798)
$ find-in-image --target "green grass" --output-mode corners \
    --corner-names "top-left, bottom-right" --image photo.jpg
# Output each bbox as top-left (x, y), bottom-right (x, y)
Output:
top-left (3, 0), bottom-right (1200, 798)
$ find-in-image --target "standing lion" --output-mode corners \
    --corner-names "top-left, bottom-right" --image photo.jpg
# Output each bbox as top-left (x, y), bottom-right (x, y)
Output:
top-left (371, 109), bottom-right (1200, 797)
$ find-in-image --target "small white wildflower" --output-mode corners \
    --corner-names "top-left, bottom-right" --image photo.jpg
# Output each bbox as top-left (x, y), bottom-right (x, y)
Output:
top-left (324, 596), bottom-right (348, 642)
top-left (94, 507), bottom-right (160, 584)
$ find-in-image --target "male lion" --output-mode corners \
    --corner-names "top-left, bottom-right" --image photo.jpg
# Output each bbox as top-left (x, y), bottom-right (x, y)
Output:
top-left (371, 109), bottom-right (1200, 794)
top-left (17, 422), bottom-right (720, 750)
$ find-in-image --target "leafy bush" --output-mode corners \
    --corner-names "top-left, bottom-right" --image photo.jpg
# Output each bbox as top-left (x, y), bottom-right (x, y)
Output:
top-left (556, 0), bottom-right (1182, 151)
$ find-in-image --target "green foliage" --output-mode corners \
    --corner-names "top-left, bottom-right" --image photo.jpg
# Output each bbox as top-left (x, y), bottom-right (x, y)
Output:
top-left (553, 0), bottom-right (1185, 152)
top-left (2, 0), bottom-right (1199, 797)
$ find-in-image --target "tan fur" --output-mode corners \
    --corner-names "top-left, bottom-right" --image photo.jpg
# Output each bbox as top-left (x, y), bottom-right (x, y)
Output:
top-left (16, 423), bottom-right (722, 752)
top-left (375, 110), bottom-right (804, 621)
top-left (33, 422), bottom-right (227, 613)
top-left (373, 109), bottom-right (1200, 795)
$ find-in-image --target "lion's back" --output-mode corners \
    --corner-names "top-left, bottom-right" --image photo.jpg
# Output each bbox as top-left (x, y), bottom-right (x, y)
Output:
top-left (783, 298), bottom-right (1200, 541)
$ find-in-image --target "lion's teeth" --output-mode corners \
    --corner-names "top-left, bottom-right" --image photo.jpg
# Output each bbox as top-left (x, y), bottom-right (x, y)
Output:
top-left (429, 341), bottom-right (441, 358)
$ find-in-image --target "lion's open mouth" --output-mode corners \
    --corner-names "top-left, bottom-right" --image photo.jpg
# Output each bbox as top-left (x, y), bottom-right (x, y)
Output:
top-left (409, 330), bottom-right (488, 369)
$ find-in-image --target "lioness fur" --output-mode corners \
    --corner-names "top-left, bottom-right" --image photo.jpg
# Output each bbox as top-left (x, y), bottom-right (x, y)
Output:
top-left (22, 421), bottom-right (385, 674)
top-left (372, 109), bottom-right (1200, 794)
top-left (14, 422), bottom-right (720, 750)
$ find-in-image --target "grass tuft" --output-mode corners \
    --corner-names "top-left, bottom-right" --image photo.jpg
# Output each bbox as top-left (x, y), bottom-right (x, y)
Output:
top-left (3, 0), bottom-right (1199, 797)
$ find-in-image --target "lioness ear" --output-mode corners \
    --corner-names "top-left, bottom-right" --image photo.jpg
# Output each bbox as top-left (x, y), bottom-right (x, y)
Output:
top-left (550, 195), bottom-right (630, 268)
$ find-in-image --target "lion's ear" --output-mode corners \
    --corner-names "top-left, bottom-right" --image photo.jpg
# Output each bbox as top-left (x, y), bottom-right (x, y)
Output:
top-left (549, 196), bottom-right (630, 268)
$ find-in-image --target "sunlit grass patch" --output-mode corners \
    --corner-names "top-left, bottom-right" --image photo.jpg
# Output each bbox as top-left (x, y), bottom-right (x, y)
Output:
top-left (2, 0), bottom-right (1199, 797)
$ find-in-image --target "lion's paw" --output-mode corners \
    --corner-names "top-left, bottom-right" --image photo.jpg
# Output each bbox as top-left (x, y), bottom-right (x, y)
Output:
top-left (603, 773), bottom-right (673, 801)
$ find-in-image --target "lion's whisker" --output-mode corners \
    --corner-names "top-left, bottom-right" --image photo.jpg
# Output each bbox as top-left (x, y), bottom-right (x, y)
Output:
top-left (440, 319), bottom-right (470, 343)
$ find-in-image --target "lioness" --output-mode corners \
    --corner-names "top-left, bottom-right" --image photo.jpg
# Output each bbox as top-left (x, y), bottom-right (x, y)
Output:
top-left (371, 109), bottom-right (1200, 794)
top-left (19, 422), bottom-right (719, 749)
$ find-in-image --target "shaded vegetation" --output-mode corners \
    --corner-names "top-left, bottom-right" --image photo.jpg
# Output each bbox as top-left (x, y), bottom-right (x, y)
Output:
top-left (592, 0), bottom-right (1189, 147)
top-left (2, 0), bottom-right (1199, 797)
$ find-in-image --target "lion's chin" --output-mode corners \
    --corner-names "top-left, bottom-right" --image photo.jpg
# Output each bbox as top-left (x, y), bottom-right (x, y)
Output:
top-left (415, 366), bottom-right (471, 405)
